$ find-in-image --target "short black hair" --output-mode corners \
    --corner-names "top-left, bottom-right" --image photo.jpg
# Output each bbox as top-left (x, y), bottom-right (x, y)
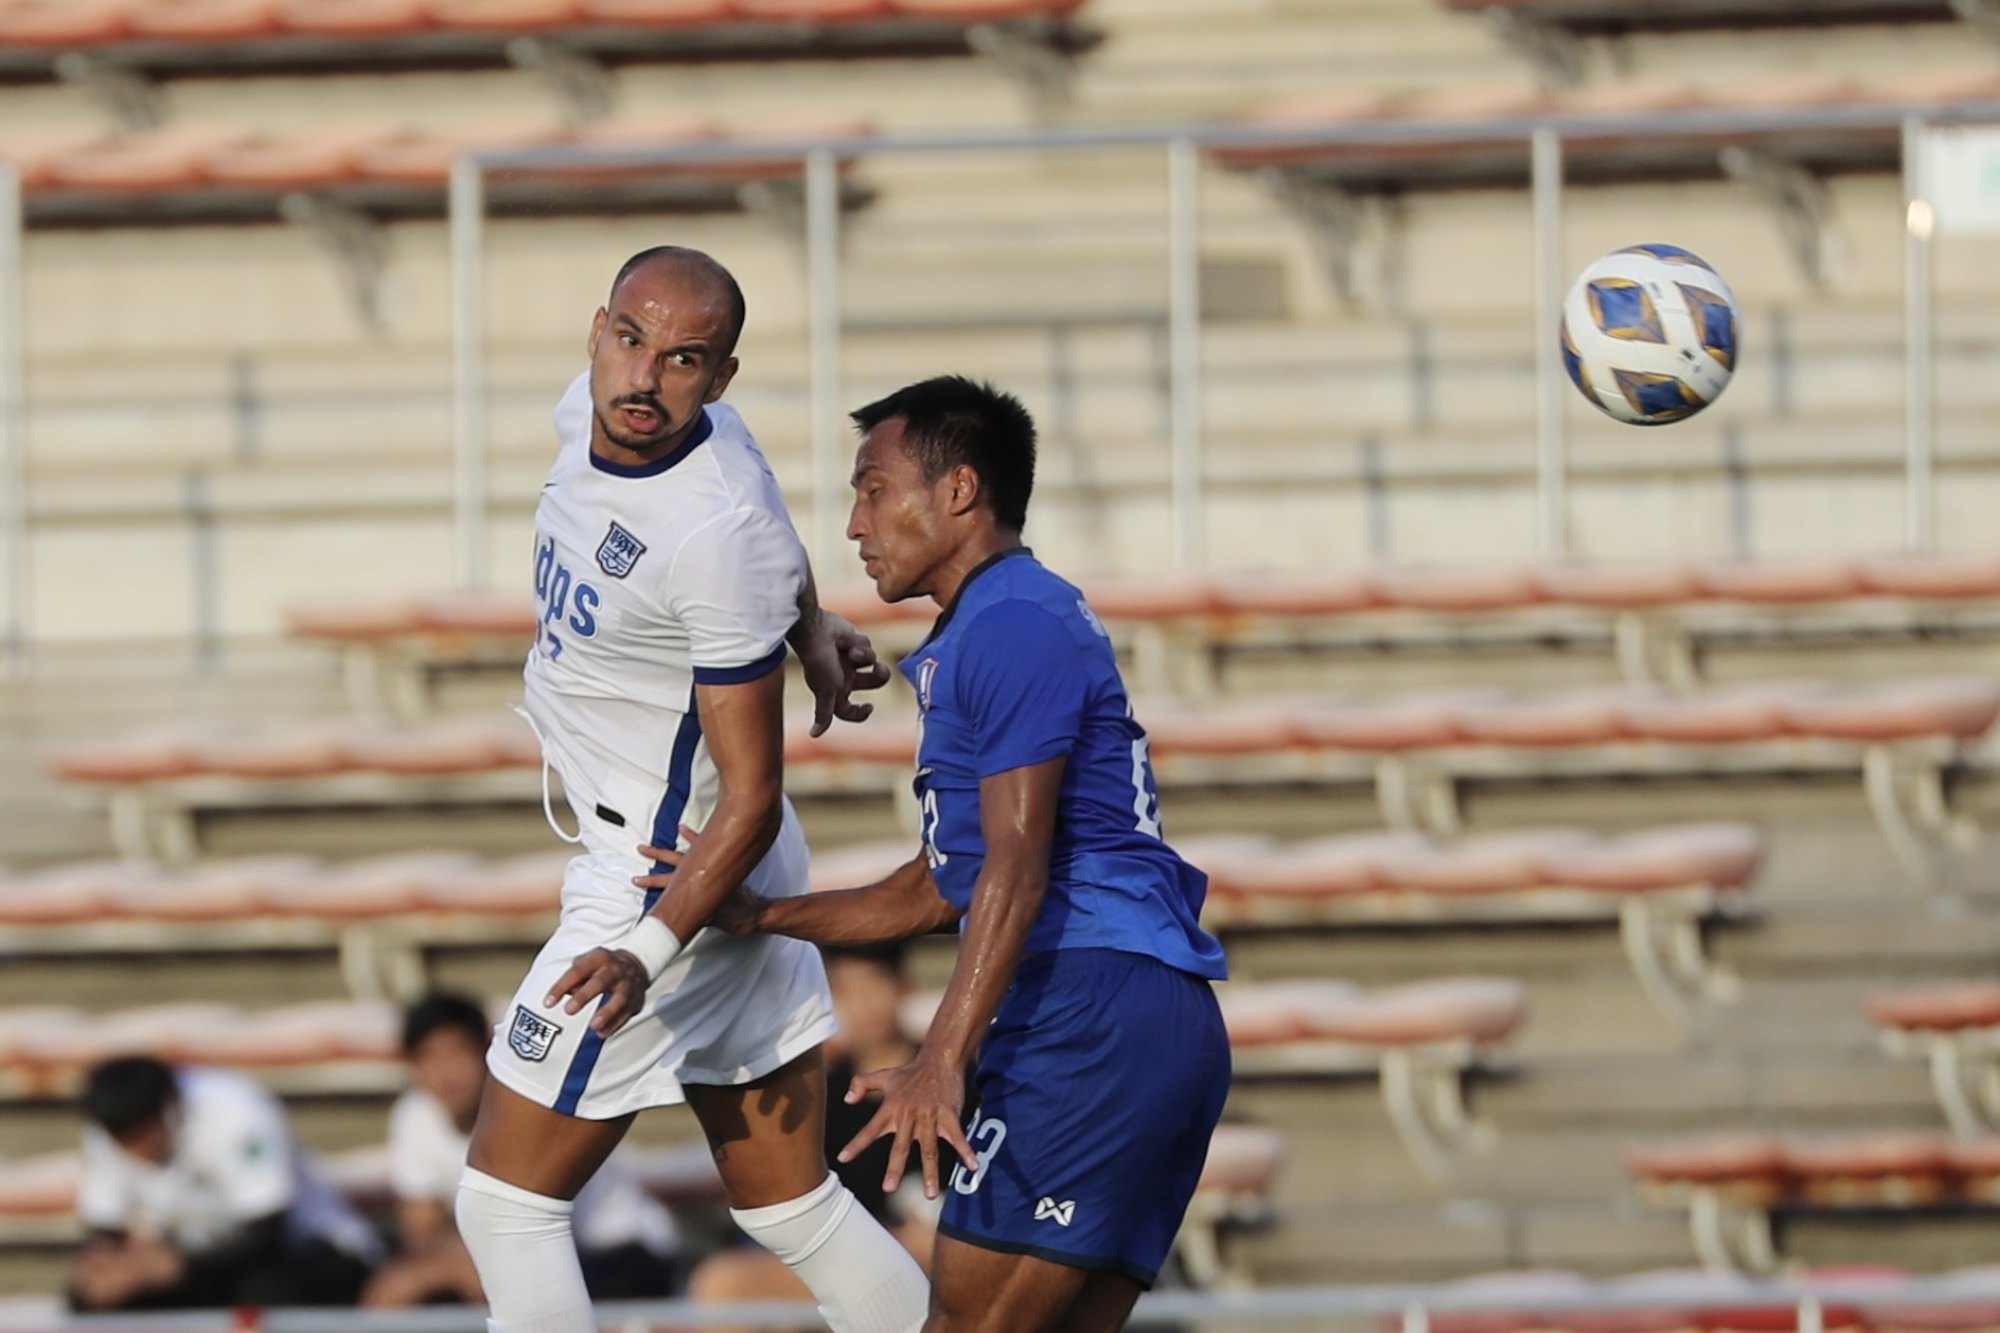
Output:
top-left (83, 1057), bottom-right (177, 1137)
top-left (609, 245), bottom-right (746, 357)
top-left (402, 992), bottom-right (491, 1056)
top-left (849, 376), bottom-right (1037, 532)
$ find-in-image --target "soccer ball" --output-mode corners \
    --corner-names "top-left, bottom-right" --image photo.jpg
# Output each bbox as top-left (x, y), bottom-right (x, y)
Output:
top-left (1560, 244), bottom-right (1739, 426)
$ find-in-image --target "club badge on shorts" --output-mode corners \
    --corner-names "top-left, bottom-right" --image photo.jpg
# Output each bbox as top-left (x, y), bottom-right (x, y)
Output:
top-left (509, 1006), bottom-right (562, 1062)
top-left (596, 522), bottom-right (647, 579)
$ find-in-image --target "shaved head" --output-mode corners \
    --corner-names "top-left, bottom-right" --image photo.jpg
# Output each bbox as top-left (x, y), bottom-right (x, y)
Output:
top-left (609, 245), bottom-right (746, 357)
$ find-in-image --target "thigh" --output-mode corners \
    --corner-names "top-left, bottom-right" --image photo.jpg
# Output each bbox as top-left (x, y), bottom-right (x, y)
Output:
top-left (926, 1231), bottom-right (1092, 1333)
top-left (466, 1077), bottom-right (635, 1200)
top-left (685, 1045), bottom-right (830, 1209)
top-left (1053, 1272), bottom-right (1145, 1333)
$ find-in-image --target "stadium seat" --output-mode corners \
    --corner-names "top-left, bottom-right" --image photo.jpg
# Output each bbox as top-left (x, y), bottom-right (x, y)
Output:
top-left (1860, 554), bottom-right (2000, 602)
top-left (191, 724), bottom-right (351, 780)
top-left (1534, 560), bottom-right (1703, 610)
top-left (1380, 828), bottom-right (1596, 896)
top-left (1455, 689), bottom-right (1632, 748)
top-left (203, 125), bottom-right (395, 189)
top-left (276, 0), bottom-right (432, 35)
top-left (47, 126), bottom-right (252, 193)
top-left (0, 1153), bottom-right (81, 1220)
top-left (0, 1), bottom-right (134, 46)
top-left (425, 0), bottom-right (589, 30)
top-left (805, 839), bottom-right (913, 895)
top-left (1208, 569), bottom-right (1381, 619)
top-left (418, 848), bottom-right (569, 915)
top-left (1869, 981), bottom-right (2000, 1138)
top-left (578, 0), bottom-right (736, 22)
top-left (0, 861), bottom-right (165, 927)
top-left (104, 855), bottom-right (321, 922)
top-left (1614, 684), bottom-right (1816, 746)
top-left (1178, 1122), bottom-right (1285, 1288)
top-left (128, 1), bottom-right (288, 40)
top-left (1778, 677), bottom-right (2000, 744)
top-left (1372, 564), bottom-right (1544, 614)
top-left (1693, 558), bottom-right (1868, 606)
top-left (261, 851), bottom-right (479, 918)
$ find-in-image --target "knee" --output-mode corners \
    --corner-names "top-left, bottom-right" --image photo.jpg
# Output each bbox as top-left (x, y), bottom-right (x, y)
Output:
top-left (456, 1168), bottom-right (574, 1246)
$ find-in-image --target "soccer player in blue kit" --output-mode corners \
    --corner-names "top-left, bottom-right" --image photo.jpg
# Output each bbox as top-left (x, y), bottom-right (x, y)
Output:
top-left (680, 375), bottom-right (1232, 1331)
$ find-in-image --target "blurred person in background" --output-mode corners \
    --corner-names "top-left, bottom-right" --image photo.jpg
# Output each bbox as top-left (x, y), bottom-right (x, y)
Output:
top-left (364, 992), bottom-right (682, 1309)
top-left (70, 1055), bottom-right (380, 1312)
top-left (688, 942), bottom-right (945, 1313)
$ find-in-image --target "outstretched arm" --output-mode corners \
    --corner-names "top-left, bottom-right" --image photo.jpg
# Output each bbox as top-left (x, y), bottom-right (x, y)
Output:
top-left (668, 847), bottom-right (963, 945)
top-left (788, 565), bottom-right (892, 736)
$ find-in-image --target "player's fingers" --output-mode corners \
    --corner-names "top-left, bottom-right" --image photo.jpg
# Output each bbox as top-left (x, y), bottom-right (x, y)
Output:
top-left (635, 843), bottom-right (683, 866)
top-left (916, 1112), bottom-right (942, 1199)
top-left (941, 1113), bottom-right (979, 1174)
top-left (559, 965), bottom-right (613, 1016)
top-left (836, 1107), bottom-right (891, 1164)
top-left (882, 1120), bottom-right (912, 1194)
top-left (544, 957), bottom-right (594, 1008)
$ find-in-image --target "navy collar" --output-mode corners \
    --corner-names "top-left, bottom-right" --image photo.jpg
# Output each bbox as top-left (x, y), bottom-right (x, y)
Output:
top-left (589, 408), bottom-right (713, 479)
top-left (922, 545), bottom-right (1033, 647)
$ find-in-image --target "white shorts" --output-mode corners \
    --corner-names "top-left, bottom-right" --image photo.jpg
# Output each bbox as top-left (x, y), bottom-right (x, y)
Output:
top-left (486, 819), bottom-right (837, 1121)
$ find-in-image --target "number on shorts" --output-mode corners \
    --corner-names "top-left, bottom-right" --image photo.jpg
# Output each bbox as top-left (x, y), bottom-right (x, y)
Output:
top-left (950, 1112), bottom-right (1007, 1196)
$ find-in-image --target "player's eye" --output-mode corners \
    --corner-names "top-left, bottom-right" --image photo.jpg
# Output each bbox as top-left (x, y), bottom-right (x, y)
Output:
top-left (618, 334), bottom-right (639, 347)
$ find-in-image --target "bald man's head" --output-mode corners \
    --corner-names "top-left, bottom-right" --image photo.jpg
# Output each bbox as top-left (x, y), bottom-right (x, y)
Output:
top-left (609, 246), bottom-right (746, 358)
top-left (585, 246), bottom-right (745, 456)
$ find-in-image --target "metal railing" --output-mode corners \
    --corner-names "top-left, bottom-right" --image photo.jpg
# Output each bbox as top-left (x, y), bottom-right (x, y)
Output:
top-left (5, 99), bottom-right (1999, 662)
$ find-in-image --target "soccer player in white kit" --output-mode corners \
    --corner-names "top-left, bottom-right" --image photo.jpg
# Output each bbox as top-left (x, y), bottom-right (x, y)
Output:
top-left (454, 247), bottom-right (930, 1333)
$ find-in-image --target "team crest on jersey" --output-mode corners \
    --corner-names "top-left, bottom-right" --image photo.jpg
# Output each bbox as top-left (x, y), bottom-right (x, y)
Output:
top-left (915, 657), bottom-right (939, 711)
top-left (595, 522), bottom-right (648, 579)
top-left (508, 1006), bottom-right (562, 1063)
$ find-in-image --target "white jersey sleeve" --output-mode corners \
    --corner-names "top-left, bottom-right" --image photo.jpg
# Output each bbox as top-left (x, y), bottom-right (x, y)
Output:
top-left (76, 1128), bottom-right (131, 1231)
top-left (668, 505), bottom-right (808, 682)
top-left (387, 1089), bottom-right (467, 1203)
top-left (183, 1074), bottom-right (296, 1222)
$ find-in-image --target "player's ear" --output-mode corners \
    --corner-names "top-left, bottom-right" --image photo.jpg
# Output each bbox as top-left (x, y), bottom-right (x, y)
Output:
top-left (587, 307), bottom-right (608, 359)
top-left (704, 356), bottom-right (740, 404)
top-left (946, 463), bottom-right (983, 518)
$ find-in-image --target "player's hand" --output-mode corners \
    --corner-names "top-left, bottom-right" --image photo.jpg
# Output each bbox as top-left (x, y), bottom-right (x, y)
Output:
top-left (838, 1054), bottom-right (977, 1201)
top-left (633, 824), bottom-right (699, 888)
top-left (545, 946), bottom-right (650, 1037)
top-left (706, 885), bottom-right (770, 937)
top-left (798, 611), bottom-right (892, 738)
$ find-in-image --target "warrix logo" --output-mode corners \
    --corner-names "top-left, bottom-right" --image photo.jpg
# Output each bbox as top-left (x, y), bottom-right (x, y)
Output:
top-left (1033, 1197), bottom-right (1076, 1227)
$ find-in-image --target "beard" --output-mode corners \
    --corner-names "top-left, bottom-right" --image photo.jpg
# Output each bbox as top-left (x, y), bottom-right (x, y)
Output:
top-left (594, 397), bottom-right (676, 452)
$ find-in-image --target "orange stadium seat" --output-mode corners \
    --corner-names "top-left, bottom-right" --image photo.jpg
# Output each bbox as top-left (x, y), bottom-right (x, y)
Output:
top-left (1626, 1136), bottom-right (1791, 1203)
top-left (1309, 977), bottom-right (1528, 1047)
top-left (1786, 1135), bottom-right (1956, 1205)
top-left (1209, 832), bottom-right (1425, 905)
top-left (1290, 690), bottom-right (1493, 753)
top-left (337, 715), bottom-right (537, 775)
top-left (1455, 689), bottom-right (1633, 748)
top-left (1194, 1122), bottom-right (1286, 1198)
top-left (1614, 684), bottom-right (1818, 746)
top-left (1779, 677), bottom-right (2000, 744)
top-left (262, 850), bottom-right (478, 918)
top-left (1075, 574), bottom-right (1218, 622)
top-left (1693, 557), bottom-right (1868, 605)
top-left (42, 724), bottom-right (215, 784)
top-left (1534, 560), bottom-right (1704, 610)
top-left (419, 848), bottom-right (569, 915)
top-left (414, 589), bottom-right (537, 637)
top-left (105, 855), bottom-right (322, 922)
top-left (578, 0), bottom-right (737, 23)
top-left (127, 0), bottom-right (287, 39)
top-left (192, 724), bottom-right (352, 780)
top-left (0, 0), bottom-right (136, 45)
top-left (202, 125), bottom-right (397, 189)
top-left (1140, 698), bottom-right (1304, 759)
top-left (895, 0), bottom-right (1086, 14)
top-left (282, 594), bottom-right (428, 641)
top-left (1861, 553), bottom-right (2000, 602)
top-left (46, 126), bottom-right (251, 192)
top-left (1869, 981), bottom-right (2000, 1035)
top-left (424, 0), bottom-right (591, 29)
top-left (275, 0), bottom-right (433, 35)
top-left (0, 1153), bottom-right (81, 1219)
top-left (174, 999), bottom-right (398, 1066)
top-left (1540, 823), bottom-right (1763, 895)
top-left (1209, 569), bottom-right (1381, 618)
top-left (0, 861), bottom-right (163, 927)
top-left (1379, 828), bottom-right (1596, 897)
top-left (1371, 564), bottom-right (1545, 614)
top-left (734, 0), bottom-right (896, 19)
top-left (351, 123), bottom-right (567, 184)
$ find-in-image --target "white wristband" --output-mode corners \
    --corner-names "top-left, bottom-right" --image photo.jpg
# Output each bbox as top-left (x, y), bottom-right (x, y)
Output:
top-left (616, 916), bottom-right (683, 983)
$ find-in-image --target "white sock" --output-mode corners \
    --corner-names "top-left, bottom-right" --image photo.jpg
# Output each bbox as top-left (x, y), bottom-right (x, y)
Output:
top-left (457, 1167), bottom-right (596, 1333)
top-left (730, 1172), bottom-right (930, 1333)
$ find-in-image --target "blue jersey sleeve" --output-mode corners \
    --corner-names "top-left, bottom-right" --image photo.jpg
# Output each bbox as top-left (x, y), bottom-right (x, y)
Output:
top-left (957, 600), bottom-right (1091, 779)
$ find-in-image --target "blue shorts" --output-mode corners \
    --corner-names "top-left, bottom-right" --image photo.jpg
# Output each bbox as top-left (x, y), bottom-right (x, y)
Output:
top-left (939, 947), bottom-right (1231, 1286)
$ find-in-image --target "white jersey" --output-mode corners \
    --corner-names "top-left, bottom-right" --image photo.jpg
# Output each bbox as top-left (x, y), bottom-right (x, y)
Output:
top-left (387, 1089), bottom-right (677, 1256)
top-left (77, 1068), bottom-right (380, 1262)
top-left (523, 373), bottom-right (808, 868)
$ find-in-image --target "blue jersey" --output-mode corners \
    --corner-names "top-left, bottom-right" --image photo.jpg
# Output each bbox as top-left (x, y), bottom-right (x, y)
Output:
top-left (896, 548), bottom-right (1227, 981)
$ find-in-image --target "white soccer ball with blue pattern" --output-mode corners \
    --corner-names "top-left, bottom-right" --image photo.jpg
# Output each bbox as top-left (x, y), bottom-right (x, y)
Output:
top-left (1560, 244), bottom-right (1739, 425)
